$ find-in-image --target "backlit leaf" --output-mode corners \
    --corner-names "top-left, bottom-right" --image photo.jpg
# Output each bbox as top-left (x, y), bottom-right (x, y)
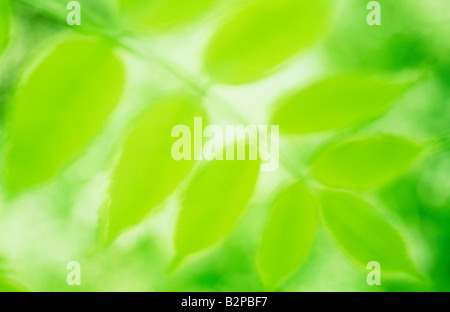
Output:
top-left (174, 145), bottom-right (260, 263)
top-left (312, 135), bottom-right (422, 191)
top-left (104, 95), bottom-right (206, 243)
top-left (258, 181), bottom-right (318, 288)
top-left (271, 75), bottom-right (411, 134)
top-left (5, 37), bottom-right (125, 194)
top-left (119, 0), bottom-right (217, 33)
top-left (320, 189), bottom-right (417, 275)
top-left (204, 0), bottom-right (329, 85)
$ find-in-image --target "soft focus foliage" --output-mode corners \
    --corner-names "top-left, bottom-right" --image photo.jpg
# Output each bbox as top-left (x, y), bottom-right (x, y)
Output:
top-left (0, 0), bottom-right (448, 292)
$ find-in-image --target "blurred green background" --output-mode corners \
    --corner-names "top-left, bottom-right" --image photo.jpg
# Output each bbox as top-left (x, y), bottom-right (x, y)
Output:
top-left (0, 0), bottom-right (448, 291)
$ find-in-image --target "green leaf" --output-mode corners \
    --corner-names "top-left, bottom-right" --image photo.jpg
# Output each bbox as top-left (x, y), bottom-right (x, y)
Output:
top-left (204, 0), bottom-right (329, 85)
top-left (312, 135), bottom-right (422, 191)
top-left (257, 181), bottom-right (318, 288)
top-left (271, 75), bottom-right (411, 134)
top-left (320, 189), bottom-right (417, 275)
top-left (0, 0), bottom-right (11, 55)
top-left (174, 146), bottom-right (260, 264)
top-left (4, 38), bottom-right (125, 195)
top-left (119, 0), bottom-right (216, 33)
top-left (103, 95), bottom-right (206, 243)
